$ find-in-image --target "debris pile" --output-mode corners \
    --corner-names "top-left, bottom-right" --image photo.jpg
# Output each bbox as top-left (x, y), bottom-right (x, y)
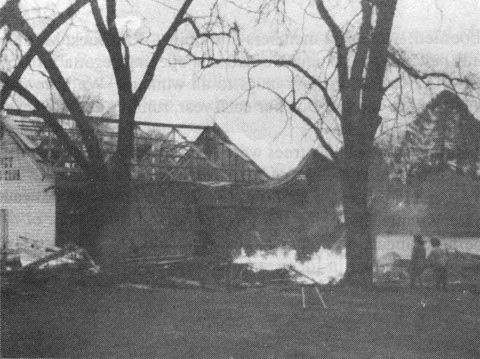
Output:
top-left (1, 239), bottom-right (100, 291)
top-left (2, 243), bottom-right (99, 273)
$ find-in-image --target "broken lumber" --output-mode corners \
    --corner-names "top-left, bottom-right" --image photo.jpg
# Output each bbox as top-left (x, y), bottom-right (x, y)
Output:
top-left (20, 244), bottom-right (100, 273)
top-left (21, 243), bottom-right (78, 270)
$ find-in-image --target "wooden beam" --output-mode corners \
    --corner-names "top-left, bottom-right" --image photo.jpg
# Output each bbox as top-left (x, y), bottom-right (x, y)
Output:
top-left (5, 108), bottom-right (211, 130)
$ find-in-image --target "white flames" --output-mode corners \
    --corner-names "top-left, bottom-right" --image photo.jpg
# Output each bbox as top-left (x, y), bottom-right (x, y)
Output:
top-left (234, 246), bottom-right (346, 284)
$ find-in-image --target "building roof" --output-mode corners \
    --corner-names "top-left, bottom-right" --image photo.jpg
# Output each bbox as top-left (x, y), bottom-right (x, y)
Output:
top-left (0, 112), bottom-right (54, 178)
top-left (171, 124), bottom-right (271, 184)
top-left (2, 110), bottom-right (272, 185)
top-left (253, 149), bottom-right (335, 190)
top-left (200, 124), bottom-right (271, 179)
top-left (0, 112), bottom-right (39, 151)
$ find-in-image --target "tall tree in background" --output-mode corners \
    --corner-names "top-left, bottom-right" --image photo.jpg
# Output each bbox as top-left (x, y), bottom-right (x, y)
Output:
top-left (0, 0), bottom-right (229, 182)
top-left (396, 90), bottom-right (480, 181)
top-left (176, 0), bottom-right (475, 284)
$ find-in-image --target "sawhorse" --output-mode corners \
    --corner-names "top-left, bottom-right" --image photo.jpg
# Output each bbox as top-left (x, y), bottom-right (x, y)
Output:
top-left (287, 266), bottom-right (328, 309)
top-left (300, 284), bottom-right (328, 309)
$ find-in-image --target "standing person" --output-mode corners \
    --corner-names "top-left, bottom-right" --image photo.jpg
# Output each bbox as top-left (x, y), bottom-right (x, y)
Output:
top-left (428, 237), bottom-right (448, 291)
top-left (409, 234), bottom-right (426, 288)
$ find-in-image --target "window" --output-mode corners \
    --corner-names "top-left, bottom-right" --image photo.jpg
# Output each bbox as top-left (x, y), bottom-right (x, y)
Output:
top-left (5, 169), bottom-right (20, 181)
top-left (0, 157), bottom-right (20, 181)
top-left (1, 157), bottom-right (13, 168)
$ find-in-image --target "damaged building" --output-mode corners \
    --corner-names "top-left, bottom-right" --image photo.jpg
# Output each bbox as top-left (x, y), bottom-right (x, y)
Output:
top-left (1, 110), bottom-right (396, 268)
top-left (0, 117), bottom-right (56, 251)
top-left (2, 111), bottom-right (305, 266)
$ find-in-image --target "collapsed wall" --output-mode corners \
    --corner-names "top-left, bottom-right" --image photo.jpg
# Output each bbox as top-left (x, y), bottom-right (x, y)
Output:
top-left (60, 180), bottom-right (340, 267)
top-left (56, 169), bottom-right (480, 269)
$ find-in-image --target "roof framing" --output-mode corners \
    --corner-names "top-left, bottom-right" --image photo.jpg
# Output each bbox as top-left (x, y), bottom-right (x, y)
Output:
top-left (4, 108), bottom-right (211, 130)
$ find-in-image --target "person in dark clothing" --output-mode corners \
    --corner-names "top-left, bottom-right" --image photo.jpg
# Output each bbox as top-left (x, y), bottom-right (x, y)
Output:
top-left (428, 237), bottom-right (448, 291)
top-left (409, 234), bottom-right (426, 288)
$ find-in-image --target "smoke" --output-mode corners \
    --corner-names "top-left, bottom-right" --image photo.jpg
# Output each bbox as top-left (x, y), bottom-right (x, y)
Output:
top-left (234, 246), bottom-right (346, 284)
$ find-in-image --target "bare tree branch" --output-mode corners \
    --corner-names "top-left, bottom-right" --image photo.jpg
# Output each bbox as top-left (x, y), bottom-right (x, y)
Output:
top-left (170, 44), bottom-right (342, 120)
top-left (289, 100), bottom-right (337, 161)
top-left (387, 48), bottom-right (474, 89)
top-left (349, 1), bottom-right (372, 107)
top-left (182, 16), bottom-right (239, 42)
top-left (314, 0), bottom-right (349, 95)
top-left (90, 0), bottom-right (133, 98)
top-left (384, 76), bottom-right (401, 92)
top-left (3, 3), bottom-right (105, 173)
top-left (254, 82), bottom-right (337, 160)
top-left (0, 0), bottom-right (90, 109)
top-left (0, 71), bottom-right (90, 172)
top-left (106, 0), bottom-right (117, 31)
top-left (133, 0), bottom-right (194, 106)
top-left (90, 0), bottom-right (109, 42)
top-left (359, 1), bottom-right (398, 140)
top-left (296, 96), bottom-right (342, 144)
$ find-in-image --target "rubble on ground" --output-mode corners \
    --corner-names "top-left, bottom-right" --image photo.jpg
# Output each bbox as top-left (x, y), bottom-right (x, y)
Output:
top-left (1, 240), bottom-right (100, 292)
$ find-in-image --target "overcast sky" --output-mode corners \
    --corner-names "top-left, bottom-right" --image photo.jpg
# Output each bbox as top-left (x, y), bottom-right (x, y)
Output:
top-left (3, 0), bottom-right (480, 176)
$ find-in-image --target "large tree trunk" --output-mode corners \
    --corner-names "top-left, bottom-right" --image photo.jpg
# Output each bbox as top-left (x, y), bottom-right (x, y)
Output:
top-left (341, 138), bottom-right (374, 285)
top-left (113, 102), bottom-right (136, 182)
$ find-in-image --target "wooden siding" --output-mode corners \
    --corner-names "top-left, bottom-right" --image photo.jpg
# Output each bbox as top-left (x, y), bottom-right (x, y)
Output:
top-left (0, 130), bottom-right (56, 249)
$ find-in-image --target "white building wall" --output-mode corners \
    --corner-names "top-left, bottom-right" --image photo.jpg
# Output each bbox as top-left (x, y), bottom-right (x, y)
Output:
top-left (0, 131), bottom-right (56, 249)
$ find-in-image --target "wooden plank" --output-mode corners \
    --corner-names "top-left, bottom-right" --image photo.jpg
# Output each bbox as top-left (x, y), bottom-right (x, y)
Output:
top-left (21, 243), bottom-right (78, 270)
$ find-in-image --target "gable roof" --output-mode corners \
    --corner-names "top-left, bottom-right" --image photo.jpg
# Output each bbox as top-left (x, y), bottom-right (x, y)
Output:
top-left (254, 149), bottom-right (335, 189)
top-left (0, 112), bottom-right (53, 178)
top-left (198, 124), bottom-right (271, 179)
top-left (171, 123), bottom-right (271, 184)
top-left (2, 111), bottom-right (272, 184)
top-left (0, 112), bottom-right (39, 151)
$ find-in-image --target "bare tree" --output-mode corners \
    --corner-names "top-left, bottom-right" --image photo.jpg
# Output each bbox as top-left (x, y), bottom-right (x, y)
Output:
top-left (174, 0), bottom-right (475, 284)
top-left (0, 0), bottom-right (228, 182)
top-left (1, 0), bottom-right (102, 178)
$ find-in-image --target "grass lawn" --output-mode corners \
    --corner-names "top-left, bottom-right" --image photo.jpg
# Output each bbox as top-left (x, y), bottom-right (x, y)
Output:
top-left (1, 273), bottom-right (479, 358)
